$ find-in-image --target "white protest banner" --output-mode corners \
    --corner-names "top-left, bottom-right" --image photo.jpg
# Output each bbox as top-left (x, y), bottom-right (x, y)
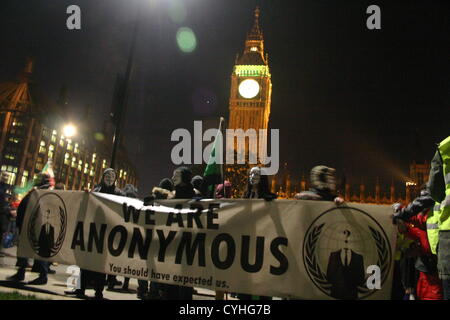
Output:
top-left (18, 190), bottom-right (396, 299)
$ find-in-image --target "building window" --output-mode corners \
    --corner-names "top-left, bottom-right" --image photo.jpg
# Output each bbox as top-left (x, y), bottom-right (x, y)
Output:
top-left (119, 169), bottom-right (123, 179)
top-left (4, 154), bottom-right (15, 160)
top-left (39, 140), bottom-right (46, 154)
top-left (102, 159), bottom-right (107, 169)
top-left (60, 135), bottom-right (65, 147)
top-left (92, 153), bottom-right (97, 164)
top-left (1, 166), bottom-right (17, 185)
top-left (8, 137), bottom-right (19, 144)
top-left (84, 163), bottom-right (89, 174)
top-left (71, 157), bottom-right (77, 168)
top-left (78, 160), bottom-right (83, 171)
top-left (250, 46), bottom-right (258, 52)
top-left (64, 153), bottom-right (70, 165)
top-left (67, 139), bottom-right (73, 151)
top-left (48, 145), bottom-right (55, 159)
top-left (74, 143), bottom-right (79, 154)
top-left (21, 170), bottom-right (29, 187)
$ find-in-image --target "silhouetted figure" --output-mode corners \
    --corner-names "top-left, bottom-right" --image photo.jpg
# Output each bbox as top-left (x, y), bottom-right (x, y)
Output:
top-left (326, 247), bottom-right (365, 300)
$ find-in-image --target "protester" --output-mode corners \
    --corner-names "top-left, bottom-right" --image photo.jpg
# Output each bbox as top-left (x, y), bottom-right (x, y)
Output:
top-left (392, 188), bottom-right (443, 299)
top-left (139, 178), bottom-right (174, 300)
top-left (426, 135), bottom-right (450, 299)
top-left (215, 181), bottom-right (232, 300)
top-left (93, 169), bottom-right (126, 291)
top-left (155, 167), bottom-right (196, 300)
top-left (146, 178), bottom-right (174, 203)
top-left (244, 167), bottom-right (277, 200)
top-left (295, 165), bottom-right (344, 204)
top-left (7, 173), bottom-right (52, 285)
top-left (0, 172), bottom-right (11, 257)
top-left (391, 222), bottom-right (416, 300)
top-left (191, 175), bottom-right (205, 196)
top-left (237, 167), bottom-right (276, 300)
top-left (66, 168), bottom-right (123, 299)
top-left (215, 181), bottom-right (232, 199)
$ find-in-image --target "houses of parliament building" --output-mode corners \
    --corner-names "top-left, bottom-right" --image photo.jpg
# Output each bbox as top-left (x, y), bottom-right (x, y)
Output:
top-left (0, 59), bottom-right (137, 194)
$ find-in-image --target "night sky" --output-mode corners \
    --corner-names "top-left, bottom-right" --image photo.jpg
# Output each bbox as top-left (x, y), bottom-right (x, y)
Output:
top-left (1, 0), bottom-right (449, 196)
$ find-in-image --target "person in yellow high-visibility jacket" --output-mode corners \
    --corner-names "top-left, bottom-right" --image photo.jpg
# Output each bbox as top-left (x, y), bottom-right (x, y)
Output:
top-left (427, 135), bottom-right (450, 300)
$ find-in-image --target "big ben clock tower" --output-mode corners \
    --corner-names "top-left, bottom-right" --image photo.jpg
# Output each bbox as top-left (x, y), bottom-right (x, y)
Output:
top-left (228, 6), bottom-right (272, 161)
top-left (227, 7), bottom-right (272, 196)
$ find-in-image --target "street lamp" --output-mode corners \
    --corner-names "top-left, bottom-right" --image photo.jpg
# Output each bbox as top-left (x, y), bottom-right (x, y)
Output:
top-left (63, 124), bottom-right (77, 138)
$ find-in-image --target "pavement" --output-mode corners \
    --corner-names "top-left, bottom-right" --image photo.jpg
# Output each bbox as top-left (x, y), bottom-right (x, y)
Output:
top-left (0, 246), bottom-right (229, 300)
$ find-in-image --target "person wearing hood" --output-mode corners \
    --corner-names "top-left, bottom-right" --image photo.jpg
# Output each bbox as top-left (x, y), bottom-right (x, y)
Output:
top-left (157, 167), bottom-right (196, 300)
top-left (93, 168), bottom-right (124, 196)
top-left (139, 178), bottom-right (174, 299)
top-left (94, 168), bottom-right (125, 293)
top-left (7, 173), bottom-right (52, 285)
top-left (295, 165), bottom-right (344, 204)
top-left (244, 167), bottom-right (277, 200)
top-left (66, 168), bottom-right (124, 299)
top-left (191, 175), bottom-right (205, 197)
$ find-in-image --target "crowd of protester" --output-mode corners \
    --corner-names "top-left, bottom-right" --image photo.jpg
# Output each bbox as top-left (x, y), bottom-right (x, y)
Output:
top-left (0, 135), bottom-right (449, 300)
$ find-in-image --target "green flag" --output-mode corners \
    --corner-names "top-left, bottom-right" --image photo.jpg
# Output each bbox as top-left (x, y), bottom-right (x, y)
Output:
top-left (203, 118), bottom-right (224, 196)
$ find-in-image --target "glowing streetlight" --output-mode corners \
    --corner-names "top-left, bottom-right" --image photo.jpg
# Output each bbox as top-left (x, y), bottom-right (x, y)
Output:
top-left (63, 124), bottom-right (77, 138)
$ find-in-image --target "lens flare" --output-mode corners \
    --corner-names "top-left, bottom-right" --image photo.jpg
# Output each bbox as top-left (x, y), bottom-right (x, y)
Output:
top-left (176, 27), bottom-right (197, 53)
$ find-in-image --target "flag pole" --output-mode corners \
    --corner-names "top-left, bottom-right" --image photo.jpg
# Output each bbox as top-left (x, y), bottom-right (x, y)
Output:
top-left (221, 117), bottom-right (226, 198)
top-left (213, 117), bottom-right (225, 199)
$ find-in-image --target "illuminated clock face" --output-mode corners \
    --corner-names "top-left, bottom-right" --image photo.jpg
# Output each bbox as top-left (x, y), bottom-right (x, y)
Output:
top-left (238, 79), bottom-right (260, 99)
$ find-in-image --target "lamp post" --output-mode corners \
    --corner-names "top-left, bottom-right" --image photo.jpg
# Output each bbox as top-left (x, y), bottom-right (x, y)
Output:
top-left (110, 1), bottom-right (142, 170)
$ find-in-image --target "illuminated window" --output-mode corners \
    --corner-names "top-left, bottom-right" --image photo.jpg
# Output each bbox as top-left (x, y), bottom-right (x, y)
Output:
top-left (64, 153), bottom-right (70, 165)
top-left (48, 145), bottom-right (55, 159)
top-left (67, 139), bottom-right (73, 151)
top-left (8, 137), bottom-right (19, 143)
top-left (71, 157), bottom-right (77, 168)
top-left (5, 154), bottom-right (15, 160)
top-left (92, 153), bottom-right (97, 164)
top-left (119, 169), bottom-right (123, 178)
top-left (21, 170), bottom-right (29, 187)
top-left (102, 159), bottom-right (107, 169)
top-left (51, 130), bottom-right (57, 143)
top-left (90, 168), bottom-right (95, 177)
top-left (250, 46), bottom-right (258, 52)
top-left (78, 160), bottom-right (83, 171)
top-left (7, 172), bottom-right (16, 185)
top-left (74, 143), bottom-right (79, 154)
top-left (39, 140), bottom-right (46, 154)
top-left (84, 163), bottom-right (89, 174)
top-left (60, 135), bottom-right (65, 147)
